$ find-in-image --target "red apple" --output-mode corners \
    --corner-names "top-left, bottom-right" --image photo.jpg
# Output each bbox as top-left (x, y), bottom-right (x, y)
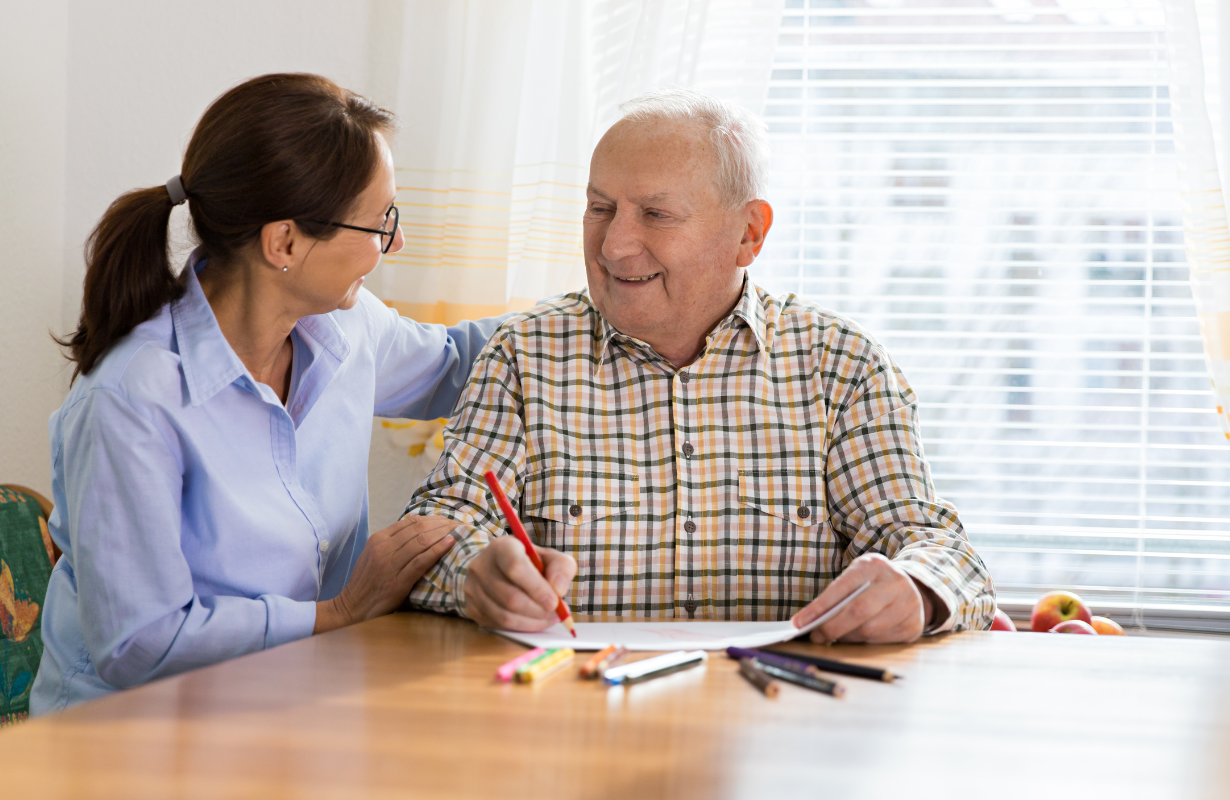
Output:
top-left (1050, 620), bottom-right (1098, 634)
top-left (990, 608), bottom-right (1016, 631)
top-left (1030, 591), bottom-right (1092, 632)
top-left (1091, 616), bottom-right (1125, 636)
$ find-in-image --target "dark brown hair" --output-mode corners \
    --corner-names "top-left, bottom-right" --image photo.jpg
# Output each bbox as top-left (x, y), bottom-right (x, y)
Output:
top-left (57, 73), bottom-right (396, 379)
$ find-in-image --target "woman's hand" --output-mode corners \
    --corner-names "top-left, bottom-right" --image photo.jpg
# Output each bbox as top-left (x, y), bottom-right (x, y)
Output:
top-left (314, 516), bottom-right (457, 634)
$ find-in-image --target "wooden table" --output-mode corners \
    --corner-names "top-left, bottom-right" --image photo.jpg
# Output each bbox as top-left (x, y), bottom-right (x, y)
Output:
top-left (3, 612), bottom-right (1230, 799)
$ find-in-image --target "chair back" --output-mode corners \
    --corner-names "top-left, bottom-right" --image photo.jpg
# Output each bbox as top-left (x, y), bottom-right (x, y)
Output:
top-left (0, 485), bottom-right (56, 725)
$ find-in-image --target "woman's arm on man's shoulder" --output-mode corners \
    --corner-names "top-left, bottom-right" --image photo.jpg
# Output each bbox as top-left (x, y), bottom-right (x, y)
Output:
top-left (365, 289), bottom-right (512, 420)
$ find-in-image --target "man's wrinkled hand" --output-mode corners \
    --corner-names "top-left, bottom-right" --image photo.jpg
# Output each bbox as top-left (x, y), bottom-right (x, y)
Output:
top-left (463, 535), bottom-right (577, 631)
top-left (790, 553), bottom-right (936, 644)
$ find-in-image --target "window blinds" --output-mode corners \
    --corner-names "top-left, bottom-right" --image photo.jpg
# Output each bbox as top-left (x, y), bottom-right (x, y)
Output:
top-left (752, 0), bottom-right (1230, 630)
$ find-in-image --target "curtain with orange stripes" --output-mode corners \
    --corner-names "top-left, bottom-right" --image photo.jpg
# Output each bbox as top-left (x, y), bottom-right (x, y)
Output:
top-left (367, 0), bottom-right (784, 523)
top-left (1163, 0), bottom-right (1230, 440)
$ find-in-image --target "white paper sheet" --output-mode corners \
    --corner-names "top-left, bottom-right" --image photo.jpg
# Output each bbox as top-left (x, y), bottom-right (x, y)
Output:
top-left (492, 581), bottom-right (872, 651)
top-left (492, 620), bottom-right (809, 651)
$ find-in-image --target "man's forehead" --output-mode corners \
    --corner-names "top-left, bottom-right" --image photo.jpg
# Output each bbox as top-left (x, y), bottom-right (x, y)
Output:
top-left (589, 119), bottom-right (717, 204)
top-left (586, 185), bottom-right (680, 204)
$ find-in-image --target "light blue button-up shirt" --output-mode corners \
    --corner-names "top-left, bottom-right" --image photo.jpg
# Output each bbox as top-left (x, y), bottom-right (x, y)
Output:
top-left (31, 253), bottom-right (502, 713)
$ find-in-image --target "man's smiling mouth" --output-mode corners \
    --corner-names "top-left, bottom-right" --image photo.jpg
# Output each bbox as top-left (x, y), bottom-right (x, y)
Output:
top-left (614, 273), bottom-right (661, 283)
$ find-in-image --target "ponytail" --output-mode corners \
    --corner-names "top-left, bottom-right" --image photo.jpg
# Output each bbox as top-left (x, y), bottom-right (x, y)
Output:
top-left (57, 185), bottom-right (186, 380)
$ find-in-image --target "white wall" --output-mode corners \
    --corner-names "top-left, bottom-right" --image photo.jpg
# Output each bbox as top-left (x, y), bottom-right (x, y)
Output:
top-left (0, 1), bottom-right (70, 495)
top-left (0, 0), bottom-right (383, 495)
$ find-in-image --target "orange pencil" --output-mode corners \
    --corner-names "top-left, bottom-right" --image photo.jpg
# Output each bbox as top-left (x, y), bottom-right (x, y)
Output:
top-left (482, 470), bottom-right (577, 638)
top-left (580, 644), bottom-right (618, 678)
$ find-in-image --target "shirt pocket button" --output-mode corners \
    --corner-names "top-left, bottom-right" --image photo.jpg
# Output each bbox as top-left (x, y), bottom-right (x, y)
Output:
top-left (797, 506), bottom-right (810, 519)
top-left (569, 504), bottom-right (582, 518)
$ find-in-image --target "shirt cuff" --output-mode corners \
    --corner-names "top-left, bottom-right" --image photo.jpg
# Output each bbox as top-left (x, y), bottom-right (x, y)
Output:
top-left (261, 595), bottom-right (318, 649)
top-left (894, 560), bottom-right (957, 634)
top-left (446, 537), bottom-right (486, 617)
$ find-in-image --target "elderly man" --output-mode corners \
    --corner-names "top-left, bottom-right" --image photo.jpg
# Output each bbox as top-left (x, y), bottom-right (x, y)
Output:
top-left (404, 88), bottom-right (994, 643)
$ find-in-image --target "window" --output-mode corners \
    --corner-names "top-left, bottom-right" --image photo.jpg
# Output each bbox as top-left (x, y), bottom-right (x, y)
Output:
top-left (753, 0), bottom-right (1230, 630)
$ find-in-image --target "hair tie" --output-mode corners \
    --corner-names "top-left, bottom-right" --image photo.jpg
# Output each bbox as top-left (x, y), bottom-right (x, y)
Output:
top-left (166, 175), bottom-right (188, 206)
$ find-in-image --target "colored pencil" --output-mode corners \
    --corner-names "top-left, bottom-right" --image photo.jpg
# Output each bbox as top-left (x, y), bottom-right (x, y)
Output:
top-left (515, 648), bottom-right (557, 674)
top-left (726, 647), bottom-right (825, 681)
top-left (515, 648), bottom-right (575, 683)
top-left (580, 644), bottom-right (623, 678)
top-left (622, 657), bottom-right (706, 686)
top-left (738, 658), bottom-right (780, 698)
top-left (594, 645), bottom-right (628, 675)
top-left (482, 470), bottom-right (576, 638)
top-left (603, 650), bottom-right (708, 685)
top-left (496, 647), bottom-right (547, 682)
top-left (760, 648), bottom-right (901, 683)
top-left (752, 658), bottom-right (845, 698)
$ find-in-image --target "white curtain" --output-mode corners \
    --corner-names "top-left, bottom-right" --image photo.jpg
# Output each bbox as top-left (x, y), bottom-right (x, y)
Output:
top-left (1163, 0), bottom-right (1230, 440)
top-left (366, 0), bottom-right (785, 527)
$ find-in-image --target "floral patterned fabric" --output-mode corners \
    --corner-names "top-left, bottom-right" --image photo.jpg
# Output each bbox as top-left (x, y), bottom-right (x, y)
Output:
top-left (0, 487), bottom-right (54, 725)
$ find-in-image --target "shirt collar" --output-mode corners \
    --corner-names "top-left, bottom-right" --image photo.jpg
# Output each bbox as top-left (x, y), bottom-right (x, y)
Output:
top-left (172, 250), bottom-right (248, 406)
top-left (724, 274), bottom-right (769, 354)
top-left (591, 273), bottom-right (768, 366)
top-left (171, 248), bottom-right (352, 407)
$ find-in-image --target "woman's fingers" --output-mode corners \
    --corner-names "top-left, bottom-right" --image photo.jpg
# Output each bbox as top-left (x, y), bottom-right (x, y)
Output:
top-left (393, 516), bottom-right (456, 549)
top-left (397, 533), bottom-right (455, 586)
top-left (385, 518), bottom-right (456, 567)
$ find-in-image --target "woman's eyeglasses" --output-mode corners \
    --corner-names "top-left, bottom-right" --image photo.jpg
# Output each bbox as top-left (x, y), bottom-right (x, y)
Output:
top-left (308, 204), bottom-right (400, 254)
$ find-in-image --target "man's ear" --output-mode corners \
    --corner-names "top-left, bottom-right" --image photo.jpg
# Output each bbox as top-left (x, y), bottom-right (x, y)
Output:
top-left (259, 220), bottom-right (299, 272)
top-left (735, 200), bottom-right (773, 268)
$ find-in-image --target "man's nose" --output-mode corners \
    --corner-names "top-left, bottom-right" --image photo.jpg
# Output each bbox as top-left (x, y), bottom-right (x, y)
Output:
top-left (601, 208), bottom-right (643, 262)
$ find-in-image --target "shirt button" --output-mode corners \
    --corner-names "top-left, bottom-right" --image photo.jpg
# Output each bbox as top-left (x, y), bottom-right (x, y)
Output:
top-left (798, 506), bottom-right (810, 519)
top-left (682, 442), bottom-right (695, 457)
top-left (679, 372), bottom-right (690, 384)
top-left (569, 504), bottom-right (582, 518)
top-left (319, 540), bottom-right (329, 552)
top-left (684, 519), bottom-right (696, 534)
top-left (294, 403), bottom-right (304, 415)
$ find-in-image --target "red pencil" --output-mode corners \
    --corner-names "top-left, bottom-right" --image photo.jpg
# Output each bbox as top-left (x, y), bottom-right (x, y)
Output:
top-left (482, 470), bottom-right (577, 637)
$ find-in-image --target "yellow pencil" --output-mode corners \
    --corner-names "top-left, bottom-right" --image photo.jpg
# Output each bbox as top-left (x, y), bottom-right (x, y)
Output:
top-left (515, 647), bottom-right (576, 683)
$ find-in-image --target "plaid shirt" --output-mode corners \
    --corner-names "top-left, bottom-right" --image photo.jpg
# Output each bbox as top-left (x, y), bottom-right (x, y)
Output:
top-left (405, 278), bottom-right (994, 631)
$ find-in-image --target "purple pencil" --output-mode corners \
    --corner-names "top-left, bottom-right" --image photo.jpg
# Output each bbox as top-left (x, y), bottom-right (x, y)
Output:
top-left (725, 646), bottom-right (824, 679)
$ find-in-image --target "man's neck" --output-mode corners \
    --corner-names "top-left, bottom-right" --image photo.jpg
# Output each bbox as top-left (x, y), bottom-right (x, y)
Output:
top-left (634, 273), bottom-right (748, 369)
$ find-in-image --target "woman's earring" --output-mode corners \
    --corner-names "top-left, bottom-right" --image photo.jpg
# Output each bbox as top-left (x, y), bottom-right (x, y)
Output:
top-left (283, 266), bottom-right (289, 272)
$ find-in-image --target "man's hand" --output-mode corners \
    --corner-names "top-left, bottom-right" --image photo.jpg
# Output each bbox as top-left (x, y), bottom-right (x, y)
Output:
top-left (790, 553), bottom-right (939, 644)
top-left (463, 535), bottom-right (578, 631)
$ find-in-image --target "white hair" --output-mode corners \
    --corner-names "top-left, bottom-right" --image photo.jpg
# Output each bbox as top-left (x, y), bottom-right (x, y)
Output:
top-left (617, 87), bottom-right (770, 209)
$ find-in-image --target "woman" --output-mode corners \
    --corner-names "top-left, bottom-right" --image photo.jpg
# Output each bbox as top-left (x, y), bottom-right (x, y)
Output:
top-left (31, 74), bottom-right (500, 713)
